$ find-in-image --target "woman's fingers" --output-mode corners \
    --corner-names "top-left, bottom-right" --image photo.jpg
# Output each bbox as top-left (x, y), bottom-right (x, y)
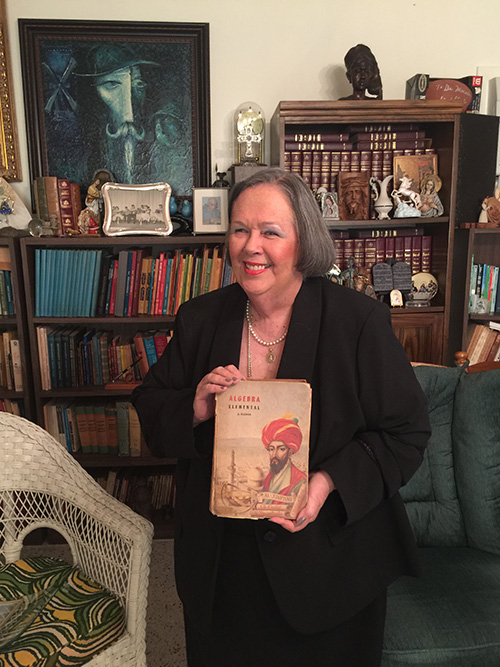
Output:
top-left (268, 471), bottom-right (335, 533)
top-left (193, 365), bottom-right (244, 423)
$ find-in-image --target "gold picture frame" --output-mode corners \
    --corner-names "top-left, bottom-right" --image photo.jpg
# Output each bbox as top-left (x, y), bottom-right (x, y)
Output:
top-left (101, 182), bottom-right (173, 236)
top-left (0, 0), bottom-right (21, 180)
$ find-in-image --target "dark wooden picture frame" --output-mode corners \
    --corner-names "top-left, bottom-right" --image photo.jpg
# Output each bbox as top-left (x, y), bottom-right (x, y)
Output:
top-left (18, 19), bottom-right (211, 201)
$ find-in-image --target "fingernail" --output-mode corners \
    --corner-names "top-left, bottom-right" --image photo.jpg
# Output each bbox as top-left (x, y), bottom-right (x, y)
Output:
top-left (232, 376), bottom-right (237, 381)
top-left (296, 517), bottom-right (306, 527)
top-left (225, 378), bottom-right (232, 382)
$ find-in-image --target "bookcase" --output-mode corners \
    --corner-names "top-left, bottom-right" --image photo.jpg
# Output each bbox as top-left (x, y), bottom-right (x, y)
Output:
top-left (449, 227), bottom-right (500, 361)
top-left (0, 237), bottom-right (34, 420)
top-left (271, 99), bottom-right (498, 365)
top-left (20, 234), bottom-right (227, 537)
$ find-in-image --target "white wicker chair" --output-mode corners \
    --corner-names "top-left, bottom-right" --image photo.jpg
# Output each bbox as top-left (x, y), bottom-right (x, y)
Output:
top-left (0, 412), bottom-right (154, 666)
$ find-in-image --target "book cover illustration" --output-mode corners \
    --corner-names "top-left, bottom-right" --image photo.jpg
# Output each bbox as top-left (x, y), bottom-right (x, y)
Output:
top-left (211, 379), bottom-right (311, 520)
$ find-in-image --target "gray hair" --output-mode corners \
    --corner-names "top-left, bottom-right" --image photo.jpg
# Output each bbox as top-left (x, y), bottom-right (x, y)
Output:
top-left (227, 167), bottom-right (336, 277)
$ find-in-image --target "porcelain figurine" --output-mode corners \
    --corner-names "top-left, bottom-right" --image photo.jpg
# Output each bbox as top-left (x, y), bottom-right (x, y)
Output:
top-left (370, 175), bottom-right (393, 219)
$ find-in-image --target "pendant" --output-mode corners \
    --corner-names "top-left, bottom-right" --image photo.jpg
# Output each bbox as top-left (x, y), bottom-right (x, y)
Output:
top-left (266, 348), bottom-right (275, 364)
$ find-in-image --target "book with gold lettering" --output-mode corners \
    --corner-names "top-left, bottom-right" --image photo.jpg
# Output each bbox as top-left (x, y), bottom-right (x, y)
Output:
top-left (210, 379), bottom-right (311, 520)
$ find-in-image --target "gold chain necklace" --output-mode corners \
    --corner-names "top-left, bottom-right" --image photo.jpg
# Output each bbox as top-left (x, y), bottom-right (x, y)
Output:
top-left (246, 300), bottom-right (288, 378)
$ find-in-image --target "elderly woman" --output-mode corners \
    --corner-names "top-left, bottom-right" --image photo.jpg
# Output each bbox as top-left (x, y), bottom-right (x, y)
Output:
top-left (131, 167), bottom-right (430, 666)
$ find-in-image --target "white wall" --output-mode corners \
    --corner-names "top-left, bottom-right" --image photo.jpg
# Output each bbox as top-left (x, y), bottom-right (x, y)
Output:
top-left (6, 0), bottom-right (500, 207)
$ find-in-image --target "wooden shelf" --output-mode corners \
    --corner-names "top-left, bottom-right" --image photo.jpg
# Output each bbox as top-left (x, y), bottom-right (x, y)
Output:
top-left (326, 217), bottom-right (449, 231)
top-left (21, 234), bottom-right (226, 247)
top-left (73, 453), bottom-right (176, 467)
top-left (33, 316), bottom-right (176, 325)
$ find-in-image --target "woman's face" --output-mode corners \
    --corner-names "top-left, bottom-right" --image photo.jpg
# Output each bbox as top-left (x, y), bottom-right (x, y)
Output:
top-left (229, 183), bottom-right (301, 300)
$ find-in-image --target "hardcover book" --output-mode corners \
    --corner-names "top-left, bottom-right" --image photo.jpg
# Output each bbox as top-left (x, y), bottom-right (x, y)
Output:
top-left (211, 379), bottom-right (311, 520)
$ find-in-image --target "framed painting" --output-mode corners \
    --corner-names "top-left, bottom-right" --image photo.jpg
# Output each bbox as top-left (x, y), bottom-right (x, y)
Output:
top-left (0, 0), bottom-right (21, 180)
top-left (101, 182), bottom-right (173, 236)
top-left (192, 188), bottom-right (228, 234)
top-left (393, 154), bottom-right (438, 194)
top-left (18, 19), bottom-right (211, 202)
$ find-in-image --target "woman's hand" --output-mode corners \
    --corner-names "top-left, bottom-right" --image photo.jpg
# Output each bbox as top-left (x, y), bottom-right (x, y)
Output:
top-left (269, 470), bottom-right (336, 533)
top-left (193, 365), bottom-right (244, 425)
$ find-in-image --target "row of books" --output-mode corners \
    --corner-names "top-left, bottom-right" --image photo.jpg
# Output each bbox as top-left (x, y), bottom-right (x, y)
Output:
top-left (334, 234), bottom-right (432, 274)
top-left (35, 248), bottom-right (104, 317)
top-left (0, 330), bottom-right (22, 391)
top-left (469, 262), bottom-right (500, 315)
top-left (36, 326), bottom-right (171, 390)
top-left (0, 248), bottom-right (15, 316)
top-left (0, 270), bottom-right (15, 316)
top-left (466, 322), bottom-right (500, 365)
top-left (35, 245), bottom-right (232, 318)
top-left (285, 126), bottom-right (428, 150)
top-left (284, 123), bottom-right (435, 191)
top-left (0, 398), bottom-right (23, 416)
top-left (43, 399), bottom-right (148, 456)
top-left (33, 176), bottom-right (82, 236)
top-left (92, 470), bottom-right (175, 512)
top-left (285, 147), bottom-right (436, 193)
top-left (97, 245), bottom-right (232, 318)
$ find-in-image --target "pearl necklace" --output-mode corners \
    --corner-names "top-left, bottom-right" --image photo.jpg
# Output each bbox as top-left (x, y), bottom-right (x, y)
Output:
top-left (246, 300), bottom-right (288, 377)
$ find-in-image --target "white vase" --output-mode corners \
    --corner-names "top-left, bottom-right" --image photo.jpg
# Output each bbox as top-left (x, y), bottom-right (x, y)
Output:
top-left (370, 175), bottom-right (394, 219)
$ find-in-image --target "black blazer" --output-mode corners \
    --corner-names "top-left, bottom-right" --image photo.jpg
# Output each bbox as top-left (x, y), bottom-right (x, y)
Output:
top-left (131, 278), bottom-right (430, 635)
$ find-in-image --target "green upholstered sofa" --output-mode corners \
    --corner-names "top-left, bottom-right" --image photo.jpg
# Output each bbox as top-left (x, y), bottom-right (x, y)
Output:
top-left (383, 363), bottom-right (500, 666)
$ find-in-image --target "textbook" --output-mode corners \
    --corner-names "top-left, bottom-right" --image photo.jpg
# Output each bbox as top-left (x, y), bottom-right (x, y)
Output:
top-left (211, 379), bottom-right (311, 520)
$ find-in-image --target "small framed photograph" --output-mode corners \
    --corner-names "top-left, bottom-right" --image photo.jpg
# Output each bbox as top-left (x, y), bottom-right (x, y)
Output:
top-left (101, 182), bottom-right (173, 236)
top-left (193, 188), bottom-right (229, 234)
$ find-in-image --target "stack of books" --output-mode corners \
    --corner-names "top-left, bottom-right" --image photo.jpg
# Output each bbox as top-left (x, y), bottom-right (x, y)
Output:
top-left (0, 398), bottom-right (23, 416)
top-left (35, 248), bottom-right (103, 317)
top-left (285, 123), bottom-right (435, 191)
top-left (100, 245), bottom-right (231, 318)
top-left (466, 321), bottom-right (500, 365)
top-left (333, 229), bottom-right (431, 273)
top-left (0, 247), bottom-right (15, 315)
top-left (36, 326), bottom-right (171, 390)
top-left (92, 470), bottom-right (175, 513)
top-left (469, 260), bottom-right (500, 315)
top-left (34, 245), bottom-right (232, 318)
top-left (0, 329), bottom-right (22, 392)
top-left (43, 399), bottom-right (148, 456)
top-left (33, 176), bottom-right (82, 236)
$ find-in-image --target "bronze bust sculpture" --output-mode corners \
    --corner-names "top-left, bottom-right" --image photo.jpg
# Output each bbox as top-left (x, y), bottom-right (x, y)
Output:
top-left (339, 44), bottom-right (383, 100)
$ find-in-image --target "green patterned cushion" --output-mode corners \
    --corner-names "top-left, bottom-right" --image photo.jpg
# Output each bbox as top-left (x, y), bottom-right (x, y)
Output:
top-left (0, 556), bottom-right (125, 666)
top-left (400, 365), bottom-right (466, 546)
top-left (453, 368), bottom-right (500, 555)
